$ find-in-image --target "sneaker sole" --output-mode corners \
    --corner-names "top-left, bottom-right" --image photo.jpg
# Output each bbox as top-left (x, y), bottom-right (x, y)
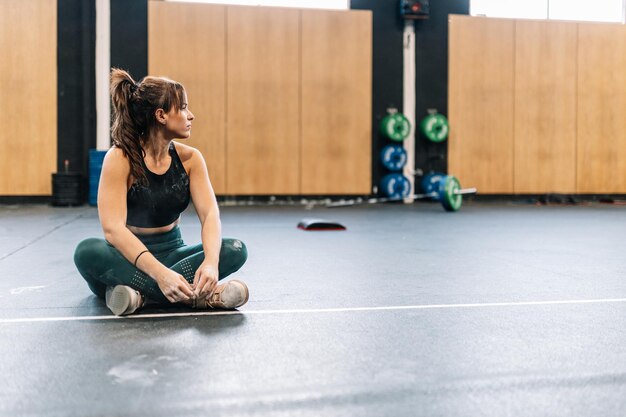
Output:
top-left (106, 286), bottom-right (132, 316)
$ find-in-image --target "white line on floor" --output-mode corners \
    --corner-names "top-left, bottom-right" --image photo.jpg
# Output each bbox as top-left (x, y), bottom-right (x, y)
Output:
top-left (1, 297), bottom-right (626, 324)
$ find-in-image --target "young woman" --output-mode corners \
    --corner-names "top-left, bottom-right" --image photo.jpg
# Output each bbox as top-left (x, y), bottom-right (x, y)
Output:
top-left (74, 68), bottom-right (249, 316)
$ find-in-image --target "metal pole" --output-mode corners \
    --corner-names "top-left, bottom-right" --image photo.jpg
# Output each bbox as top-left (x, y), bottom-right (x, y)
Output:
top-left (402, 19), bottom-right (416, 204)
top-left (96, 0), bottom-right (111, 151)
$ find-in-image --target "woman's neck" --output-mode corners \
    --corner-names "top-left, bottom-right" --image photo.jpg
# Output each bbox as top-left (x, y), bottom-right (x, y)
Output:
top-left (144, 131), bottom-right (171, 161)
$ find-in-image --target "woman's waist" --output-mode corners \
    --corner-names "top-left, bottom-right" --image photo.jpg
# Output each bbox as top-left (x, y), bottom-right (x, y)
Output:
top-left (129, 221), bottom-right (182, 246)
top-left (127, 218), bottom-right (180, 237)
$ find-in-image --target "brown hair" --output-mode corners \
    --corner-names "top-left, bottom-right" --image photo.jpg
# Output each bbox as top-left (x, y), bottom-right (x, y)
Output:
top-left (110, 68), bottom-right (186, 185)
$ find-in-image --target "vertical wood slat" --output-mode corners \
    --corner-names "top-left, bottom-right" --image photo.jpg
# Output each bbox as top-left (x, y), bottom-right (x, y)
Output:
top-left (514, 20), bottom-right (577, 193)
top-left (148, 4), bottom-right (371, 195)
top-left (448, 16), bottom-right (515, 194)
top-left (0, 0), bottom-right (57, 195)
top-left (577, 23), bottom-right (626, 193)
top-left (148, 1), bottom-right (227, 194)
top-left (301, 10), bottom-right (372, 194)
top-left (226, 6), bottom-right (300, 195)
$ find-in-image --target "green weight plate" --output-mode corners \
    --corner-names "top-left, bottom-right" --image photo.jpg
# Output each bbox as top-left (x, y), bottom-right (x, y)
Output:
top-left (439, 175), bottom-right (462, 212)
top-left (420, 113), bottom-right (449, 143)
top-left (380, 113), bottom-right (411, 142)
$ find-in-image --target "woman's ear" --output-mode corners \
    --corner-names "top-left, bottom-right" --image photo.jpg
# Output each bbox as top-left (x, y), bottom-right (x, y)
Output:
top-left (154, 108), bottom-right (167, 125)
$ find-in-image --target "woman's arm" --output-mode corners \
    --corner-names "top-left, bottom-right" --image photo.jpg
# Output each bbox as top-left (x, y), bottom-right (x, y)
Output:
top-left (97, 148), bottom-right (195, 303)
top-left (186, 147), bottom-right (222, 298)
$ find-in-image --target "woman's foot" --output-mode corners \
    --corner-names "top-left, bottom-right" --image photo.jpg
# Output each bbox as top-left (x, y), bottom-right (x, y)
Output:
top-left (105, 285), bottom-right (145, 316)
top-left (193, 280), bottom-right (249, 310)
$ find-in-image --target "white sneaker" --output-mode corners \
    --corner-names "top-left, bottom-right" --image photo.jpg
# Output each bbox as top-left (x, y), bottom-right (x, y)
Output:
top-left (194, 280), bottom-right (249, 310)
top-left (105, 285), bottom-right (144, 316)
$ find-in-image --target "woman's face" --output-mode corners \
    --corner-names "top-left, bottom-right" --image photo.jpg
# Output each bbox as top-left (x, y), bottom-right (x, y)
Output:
top-left (164, 92), bottom-right (194, 139)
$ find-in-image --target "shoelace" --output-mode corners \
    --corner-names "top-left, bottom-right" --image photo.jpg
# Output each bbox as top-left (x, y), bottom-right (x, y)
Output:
top-left (192, 286), bottom-right (224, 308)
top-left (207, 287), bottom-right (225, 306)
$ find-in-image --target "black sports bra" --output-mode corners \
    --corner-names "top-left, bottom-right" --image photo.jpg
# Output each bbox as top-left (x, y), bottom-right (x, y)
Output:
top-left (126, 143), bottom-right (190, 228)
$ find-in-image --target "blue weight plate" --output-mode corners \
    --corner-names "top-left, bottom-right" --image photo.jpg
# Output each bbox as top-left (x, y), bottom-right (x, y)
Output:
top-left (381, 174), bottom-right (411, 199)
top-left (380, 145), bottom-right (407, 171)
top-left (421, 172), bottom-right (445, 196)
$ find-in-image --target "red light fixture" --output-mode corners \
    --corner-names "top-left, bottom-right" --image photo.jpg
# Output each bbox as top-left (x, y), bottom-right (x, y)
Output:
top-left (400, 0), bottom-right (429, 20)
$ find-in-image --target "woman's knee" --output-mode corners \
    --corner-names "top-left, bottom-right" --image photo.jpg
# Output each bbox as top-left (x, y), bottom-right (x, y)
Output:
top-left (221, 238), bottom-right (248, 269)
top-left (74, 238), bottom-right (108, 272)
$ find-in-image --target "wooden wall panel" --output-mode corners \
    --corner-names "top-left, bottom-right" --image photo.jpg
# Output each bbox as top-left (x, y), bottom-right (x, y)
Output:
top-left (301, 10), bottom-right (372, 194)
top-left (577, 24), bottom-right (626, 193)
top-left (148, 1), bottom-right (227, 194)
top-left (226, 7), bottom-right (300, 194)
top-left (0, 0), bottom-right (56, 195)
top-left (448, 16), bottom-right (515, 193)
top-left (514, 20), bottom-right (577, 193)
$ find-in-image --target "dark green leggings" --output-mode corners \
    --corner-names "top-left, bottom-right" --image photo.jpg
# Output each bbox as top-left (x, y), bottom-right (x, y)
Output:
top-left (74, 226), bottom-right (247, 304)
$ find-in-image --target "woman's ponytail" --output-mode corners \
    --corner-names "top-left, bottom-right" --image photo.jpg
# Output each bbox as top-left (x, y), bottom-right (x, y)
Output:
top-left (110, 68), bottom-right (147, 185)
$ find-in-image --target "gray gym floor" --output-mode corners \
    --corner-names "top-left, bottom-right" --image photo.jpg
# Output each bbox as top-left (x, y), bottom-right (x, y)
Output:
top-left (1, 201), bottom-right (625, 416)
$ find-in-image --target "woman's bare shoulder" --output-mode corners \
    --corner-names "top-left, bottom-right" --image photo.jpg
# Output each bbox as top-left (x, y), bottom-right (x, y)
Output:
top-left (173, 141), bottom-right (202, 164)
top-left (103, 146), bottom-right (130, 172)
top-left (106, 146), bottom-right (127, 159)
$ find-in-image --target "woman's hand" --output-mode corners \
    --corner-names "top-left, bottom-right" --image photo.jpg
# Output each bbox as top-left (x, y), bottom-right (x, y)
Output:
top-left (156, 270), bottom-right (196, 303)
top-left (193, 263), bottom-right (219, 299)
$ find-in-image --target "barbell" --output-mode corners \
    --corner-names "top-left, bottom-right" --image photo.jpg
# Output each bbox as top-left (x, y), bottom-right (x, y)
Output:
top-left (327, 174), bottom-right (477, 211)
